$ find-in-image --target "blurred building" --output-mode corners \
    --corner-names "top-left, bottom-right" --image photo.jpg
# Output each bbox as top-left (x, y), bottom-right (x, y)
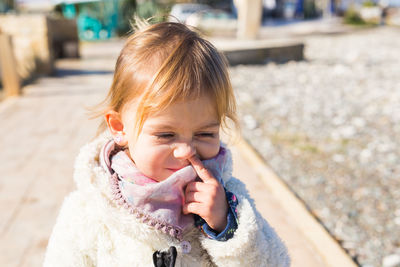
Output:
top-left (55, 0), bottom-right (120, 41)
top-left (12, 0), bottom-right (120, 40)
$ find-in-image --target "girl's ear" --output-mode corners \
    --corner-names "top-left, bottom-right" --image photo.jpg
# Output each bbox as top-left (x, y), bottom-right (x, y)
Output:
top-left (105, 110), bottom-right (127, 146)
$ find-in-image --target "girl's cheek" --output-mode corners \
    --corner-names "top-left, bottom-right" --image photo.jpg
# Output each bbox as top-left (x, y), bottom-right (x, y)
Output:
top-left (148, 144), bottom-right (173, 163)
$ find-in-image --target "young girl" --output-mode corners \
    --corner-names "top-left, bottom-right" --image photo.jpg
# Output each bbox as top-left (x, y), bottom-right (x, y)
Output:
top-left (44, 21), bottom-right (290, 267)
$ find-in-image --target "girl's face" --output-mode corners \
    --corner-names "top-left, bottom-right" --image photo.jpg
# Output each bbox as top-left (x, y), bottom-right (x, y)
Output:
top-left (122, 95), bottom-right (221, 182)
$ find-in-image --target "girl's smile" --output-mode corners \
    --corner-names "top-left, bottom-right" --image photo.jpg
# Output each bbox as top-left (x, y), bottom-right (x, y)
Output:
top-left (122, 95), bottom-right (221, 182)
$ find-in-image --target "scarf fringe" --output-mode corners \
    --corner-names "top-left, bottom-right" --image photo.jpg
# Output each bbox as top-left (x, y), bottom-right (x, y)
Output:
top-left (110, 173), bottom-right (184, 241)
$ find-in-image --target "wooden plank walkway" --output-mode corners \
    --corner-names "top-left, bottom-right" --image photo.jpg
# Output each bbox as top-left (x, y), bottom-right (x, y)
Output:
top-left (0, 40), bottom-right (351, 267)
top-left (0, 42), bottom-right (119, 266)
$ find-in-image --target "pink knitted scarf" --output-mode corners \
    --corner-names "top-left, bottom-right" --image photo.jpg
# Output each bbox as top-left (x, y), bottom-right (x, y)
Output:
top-left (100, 139), bottom-right (228, 241)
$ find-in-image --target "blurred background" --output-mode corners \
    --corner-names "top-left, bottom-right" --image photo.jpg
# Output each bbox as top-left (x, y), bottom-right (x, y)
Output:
top-left (0, 0), bottom-right (399, 267)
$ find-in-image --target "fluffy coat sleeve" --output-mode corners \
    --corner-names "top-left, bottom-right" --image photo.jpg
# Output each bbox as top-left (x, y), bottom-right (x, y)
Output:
top-left (43, 192), bottom-right (97, 267)
top-left (199, 177), bottom-right (291, 267)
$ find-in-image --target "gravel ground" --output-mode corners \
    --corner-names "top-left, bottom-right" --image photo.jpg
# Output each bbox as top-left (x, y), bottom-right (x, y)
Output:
top-left (230, 26), bottom-right (400, 267)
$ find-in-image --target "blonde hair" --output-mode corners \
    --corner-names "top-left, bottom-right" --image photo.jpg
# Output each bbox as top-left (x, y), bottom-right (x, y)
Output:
top-left (91, 20), bottom-right (239, 139)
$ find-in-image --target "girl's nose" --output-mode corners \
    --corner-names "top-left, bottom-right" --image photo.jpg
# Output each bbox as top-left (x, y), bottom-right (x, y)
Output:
top-left (173, 142), bottom-right (196, 160)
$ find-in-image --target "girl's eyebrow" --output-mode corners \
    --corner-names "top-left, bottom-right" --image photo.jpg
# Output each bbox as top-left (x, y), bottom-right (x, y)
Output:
top-left (146, 122), bottom-right (220, 130)
top-left (197, 122), bottom-right (220, 129)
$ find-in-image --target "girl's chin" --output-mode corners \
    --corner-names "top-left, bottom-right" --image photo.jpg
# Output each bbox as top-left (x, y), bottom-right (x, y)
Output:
top-left (160, 168), bottom-right (182, 179)
top-left (151, 172), bottom-right (172, 182)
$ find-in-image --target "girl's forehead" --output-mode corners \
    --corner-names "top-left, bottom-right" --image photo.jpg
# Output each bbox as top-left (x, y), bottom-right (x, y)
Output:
top-left (143, 96), bottom-right (219, 127)
top-left (162, 95), bottom-right (216, 114)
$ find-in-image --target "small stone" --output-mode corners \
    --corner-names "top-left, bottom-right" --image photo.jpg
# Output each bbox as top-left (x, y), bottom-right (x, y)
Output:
top-left (395, 209), bottom-right (400, 217)
top-left (383, 254), bottom-right (400, 267)
top-left (352, 117), bottom-right (366, 128)
top-left (377, 143), bottom-right (391, 153)
top-left (333, 154), bottom-right (345, 163)
top-left (359, 149), bottom-right (372, 164)
top-left (340, 125), bottom-right (356, 139)
top-left (387, 153), bottom-right (397, 164)
top-left (342, 241), bottom-right (357, 249)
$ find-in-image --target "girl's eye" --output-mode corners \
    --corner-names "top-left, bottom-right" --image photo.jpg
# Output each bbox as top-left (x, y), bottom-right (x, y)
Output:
top-left (196, 132), bottom-right (215, 138)
top-left (155, 133), bottom-right (175, 139)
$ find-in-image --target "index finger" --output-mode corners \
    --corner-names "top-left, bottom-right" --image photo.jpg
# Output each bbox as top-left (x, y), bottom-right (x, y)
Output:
top-left (188, 156), bottom-right (218, 184)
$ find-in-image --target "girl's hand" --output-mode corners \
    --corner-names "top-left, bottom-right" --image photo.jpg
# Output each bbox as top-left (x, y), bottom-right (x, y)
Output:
top-left (183, 156), bottom-right (228, 233)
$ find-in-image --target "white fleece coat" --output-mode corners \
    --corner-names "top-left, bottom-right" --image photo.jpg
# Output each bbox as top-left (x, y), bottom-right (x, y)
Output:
top-left (43, 133), bottom-right (290, 267)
